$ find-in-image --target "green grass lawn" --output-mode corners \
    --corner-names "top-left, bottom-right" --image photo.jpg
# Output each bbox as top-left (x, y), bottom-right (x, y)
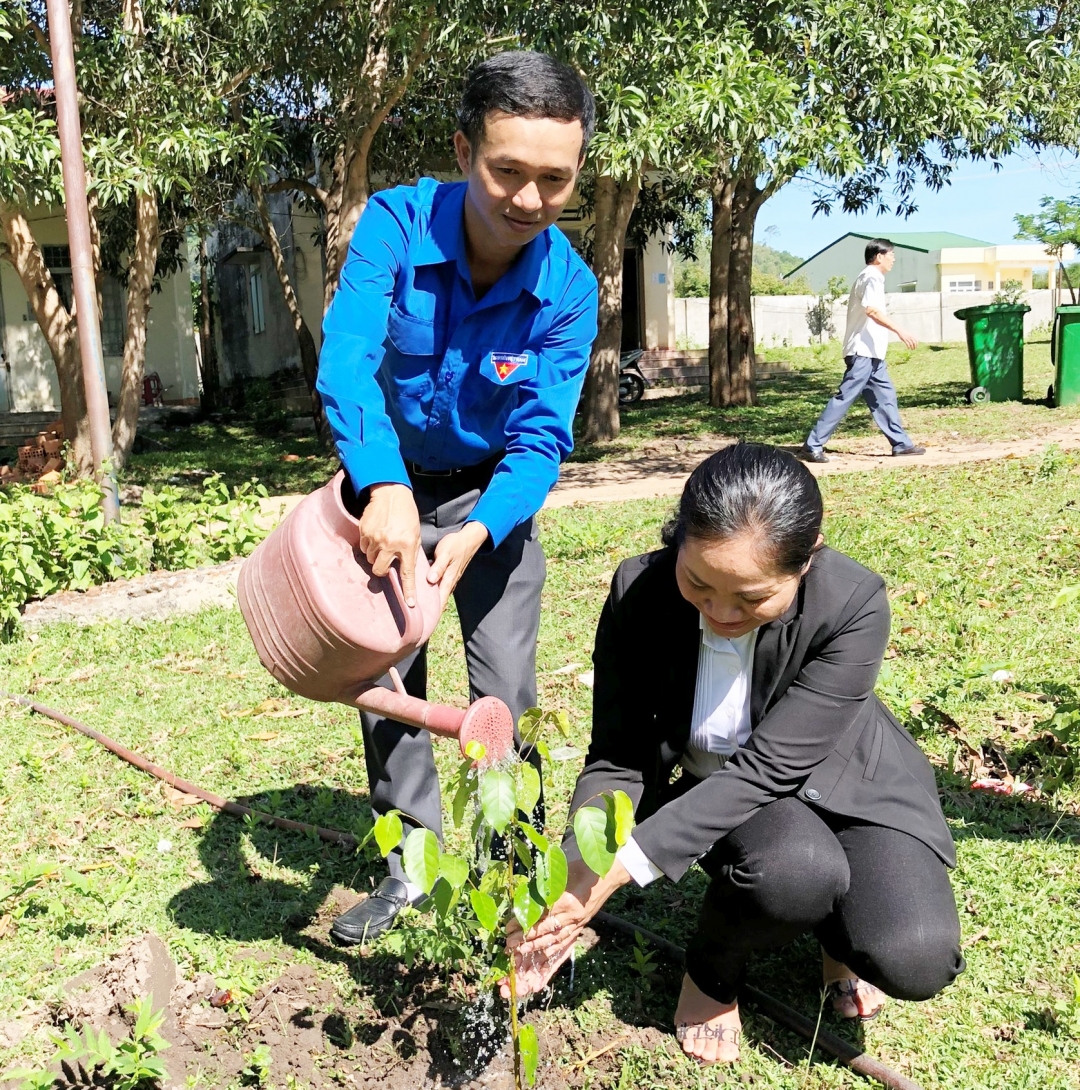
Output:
top-left (2, 452), bottom-right (1080, 1088)
top-left (572, 338), bottom-right (1079, 464)
top-left (116, 339), bottom-right (1079, 502)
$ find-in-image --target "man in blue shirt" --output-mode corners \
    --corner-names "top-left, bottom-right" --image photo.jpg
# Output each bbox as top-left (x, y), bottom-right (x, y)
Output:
top-left (317, 51), bottom-right (598, 944)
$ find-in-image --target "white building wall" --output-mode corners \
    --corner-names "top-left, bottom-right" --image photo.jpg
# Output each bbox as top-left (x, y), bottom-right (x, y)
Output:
top-left (675, 289), bottom-right (1057, 350)
top-left (0, 209), bottom-right (199, 412)
top-left (640, 235), bottom-right (674, 349)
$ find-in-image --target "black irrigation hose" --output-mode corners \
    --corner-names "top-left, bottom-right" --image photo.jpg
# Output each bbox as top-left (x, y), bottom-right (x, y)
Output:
top-left (10, 693), bottom-right (923, 1090)
top-left (593, 911), bottom-right (924, 1090)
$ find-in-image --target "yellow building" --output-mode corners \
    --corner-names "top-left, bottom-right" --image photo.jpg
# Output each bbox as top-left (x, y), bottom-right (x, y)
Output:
top-left (785, 231), bottom-right (1060, 293)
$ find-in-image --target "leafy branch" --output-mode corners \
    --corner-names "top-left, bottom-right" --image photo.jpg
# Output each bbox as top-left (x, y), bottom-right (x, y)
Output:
top-left (372, 707), bottom-right (634, 1090)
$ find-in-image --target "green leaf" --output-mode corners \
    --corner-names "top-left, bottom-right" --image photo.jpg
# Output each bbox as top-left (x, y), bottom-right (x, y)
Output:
top-left (464, 739), bottom-right (487, 761)
top-left (450, 760), bottom-right (475, 828)
top-left (480, 770), bottom-right (515, 833)
top-left (519, 822), bottom-right (549, 854)
top-left (438, 853), bottom-right (469, 890)
top-left (574, 806), bottom-right (616, 877)
top-left (513, 878), bottom-right (544, 932)
top-left (402, 828), bottom-right (441, 894)
top-left (518, 1023), bottom-right (539, 1085)
top-left (612, 790), bottom-right (636, 847)
top-left (431, 877), bottom-right (459, 918)
top-left (543, 845), bottom-right (568, 904)
top-left (517, 762), bottom-right (542, 817)
top-left (469, 888), bottom-right (499, 932)
top-left (373, 812), bottom-right (404, 857)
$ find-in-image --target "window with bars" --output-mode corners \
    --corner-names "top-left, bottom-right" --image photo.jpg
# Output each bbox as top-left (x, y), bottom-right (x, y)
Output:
top-left (249, 268), bottom-right (266, 334)
top-left (27, 245), bottom-right (125, 355)
top-left (100, 276), bottom-right (125, 356)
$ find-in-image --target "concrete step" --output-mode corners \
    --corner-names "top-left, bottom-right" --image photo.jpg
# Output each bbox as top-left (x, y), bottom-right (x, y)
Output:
top-left (0, 412), bottom-right (61, 447)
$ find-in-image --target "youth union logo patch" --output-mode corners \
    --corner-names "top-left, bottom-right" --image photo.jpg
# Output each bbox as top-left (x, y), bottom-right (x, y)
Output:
top-left (491, 352), bottom-right (528, 382)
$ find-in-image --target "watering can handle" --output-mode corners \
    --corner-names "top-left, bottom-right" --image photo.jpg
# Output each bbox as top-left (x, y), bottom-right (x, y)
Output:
top-left (386, 563), bottom-right (425, 647)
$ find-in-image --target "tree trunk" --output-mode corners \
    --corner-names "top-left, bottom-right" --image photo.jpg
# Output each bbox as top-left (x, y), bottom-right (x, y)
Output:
top-left (251, 179), bottom-right (333, 448)
top-left (0, 205), bottom-right (93, 472)
top-left (320, 17), bottom-right (431, 312)
top-left (727, 175), bottom-right (761, 408)
top-left (197, 233), bottom-right (222, 411)
top-left (109, 188), bottom-right (159, 468)
top-left (579, 174), bottom-right (641, 444)
top-left (321, 142), bottom-right (352, 313)
top-left (708, 175), bottom-right (734, 408)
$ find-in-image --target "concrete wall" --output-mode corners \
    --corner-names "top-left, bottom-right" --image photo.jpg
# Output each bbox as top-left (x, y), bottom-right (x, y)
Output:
top-left (675, 289), bottom-right (1058, 350)
top-left (0, 206), bottom-right (198, 412)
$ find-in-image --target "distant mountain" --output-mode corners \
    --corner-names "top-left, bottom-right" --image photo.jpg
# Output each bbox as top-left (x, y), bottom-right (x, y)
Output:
top-left (675, 242), bottom-right (807, 297)
top-left (754, 243), bottom-right (804, 277)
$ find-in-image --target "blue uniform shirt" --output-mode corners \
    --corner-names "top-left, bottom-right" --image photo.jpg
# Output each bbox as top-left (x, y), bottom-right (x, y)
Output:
top-left (317, 177), bottom-right (598, 548)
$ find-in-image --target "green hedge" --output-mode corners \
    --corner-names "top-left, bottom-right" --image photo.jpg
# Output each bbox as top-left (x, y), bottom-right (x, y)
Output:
top-left (0, 475), bottom-right (268, 636)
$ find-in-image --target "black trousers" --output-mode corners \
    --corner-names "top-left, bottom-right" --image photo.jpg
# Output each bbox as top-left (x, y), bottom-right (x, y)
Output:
top-left (685, 797), bottom-right (965, 1005)
top-left (355, 470), bottom-right (546, 882)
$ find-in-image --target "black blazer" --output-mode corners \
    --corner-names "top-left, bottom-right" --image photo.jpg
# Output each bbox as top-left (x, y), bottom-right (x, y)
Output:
top-left (567, 546), bottom-right (955, 881)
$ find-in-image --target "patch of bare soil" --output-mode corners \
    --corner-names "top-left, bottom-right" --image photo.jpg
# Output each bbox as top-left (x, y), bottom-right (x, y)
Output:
top-left (21, 558), bottom-right (244, 629)
top-left (4, 923), bottom-right (658, 1090)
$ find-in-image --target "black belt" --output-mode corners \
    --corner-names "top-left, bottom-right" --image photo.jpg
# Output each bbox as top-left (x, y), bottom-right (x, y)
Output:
top-left (404, 452), bottom-right (503, 484)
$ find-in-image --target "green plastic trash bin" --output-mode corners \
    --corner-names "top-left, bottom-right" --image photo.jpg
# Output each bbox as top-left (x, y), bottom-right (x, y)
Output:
top-left (1049, 305), bottom-right (1080, 407)
top-left (953, 303), bottom-right (1030, 404)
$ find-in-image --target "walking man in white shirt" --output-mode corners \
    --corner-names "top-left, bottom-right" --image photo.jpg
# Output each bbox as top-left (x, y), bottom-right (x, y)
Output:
top-left (800, 238), bottom-right (925, 463)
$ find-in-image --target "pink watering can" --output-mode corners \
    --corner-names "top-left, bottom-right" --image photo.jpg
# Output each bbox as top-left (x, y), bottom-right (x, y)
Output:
top-left (237, 471), bottom-right (514, 763)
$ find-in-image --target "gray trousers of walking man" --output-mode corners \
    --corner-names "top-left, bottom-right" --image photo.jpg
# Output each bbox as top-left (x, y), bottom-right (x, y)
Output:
top-left (359, 467), bottom-right (544, 883)
top-left (806, 355), bottom-right (912, 453)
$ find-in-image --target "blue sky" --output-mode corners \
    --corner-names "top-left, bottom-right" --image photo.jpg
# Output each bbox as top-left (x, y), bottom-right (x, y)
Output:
top-left (756, 148), bottom-right (1080, 260)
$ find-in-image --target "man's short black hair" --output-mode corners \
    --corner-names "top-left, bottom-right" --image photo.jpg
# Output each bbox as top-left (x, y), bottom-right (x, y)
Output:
top-left (865, 238), bottom-right (895, 265)
top-left (457, 51), bottom-right (595, 156)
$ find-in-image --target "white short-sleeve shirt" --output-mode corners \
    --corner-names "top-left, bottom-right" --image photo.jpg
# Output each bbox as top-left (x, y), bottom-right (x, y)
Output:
top-left (842, 265), bottom-right (889, 360)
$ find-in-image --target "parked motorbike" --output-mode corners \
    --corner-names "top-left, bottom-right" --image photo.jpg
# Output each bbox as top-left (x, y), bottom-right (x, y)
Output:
top-left (619, 348), bottom-right (648, 405)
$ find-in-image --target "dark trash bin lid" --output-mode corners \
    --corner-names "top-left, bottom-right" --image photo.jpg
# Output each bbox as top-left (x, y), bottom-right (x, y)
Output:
top-left (954, 303), bottom-right (1032, 320)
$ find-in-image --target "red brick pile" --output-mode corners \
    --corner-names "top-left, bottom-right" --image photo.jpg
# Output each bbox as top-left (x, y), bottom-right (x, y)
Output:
top-left (0, 419), bottom-right (66, 492)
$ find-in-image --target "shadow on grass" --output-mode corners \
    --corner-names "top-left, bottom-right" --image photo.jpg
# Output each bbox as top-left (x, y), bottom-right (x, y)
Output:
top-left (568, 366), bottom-right (1036, 463)
top-left (125, 419), bottom-right (338, 498)
top-left (167, 783), bottom-right (381, 961)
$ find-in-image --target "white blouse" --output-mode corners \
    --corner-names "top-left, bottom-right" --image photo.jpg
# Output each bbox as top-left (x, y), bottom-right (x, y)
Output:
top-left (616, 619), bottom-right (757, 886)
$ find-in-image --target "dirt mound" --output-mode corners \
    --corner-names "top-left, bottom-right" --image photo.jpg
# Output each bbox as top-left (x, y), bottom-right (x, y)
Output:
top-left (8, 929), bottom-right (597, 1089)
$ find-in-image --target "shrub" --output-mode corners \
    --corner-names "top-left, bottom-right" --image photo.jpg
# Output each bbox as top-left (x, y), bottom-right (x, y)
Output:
top-left (0, 474), bottom-right (268, 637)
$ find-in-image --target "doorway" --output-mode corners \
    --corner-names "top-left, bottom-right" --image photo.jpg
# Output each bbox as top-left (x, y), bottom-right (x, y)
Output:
top-left (621, 248), bottom-right (644, 351)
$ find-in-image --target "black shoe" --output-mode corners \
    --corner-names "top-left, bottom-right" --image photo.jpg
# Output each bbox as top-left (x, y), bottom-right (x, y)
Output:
top-left (892, 445), bottom-right (926, 457)
top-left (798, 446), bottom-right (829, 463)
top-left (330, 877), bottom-right (410, 946)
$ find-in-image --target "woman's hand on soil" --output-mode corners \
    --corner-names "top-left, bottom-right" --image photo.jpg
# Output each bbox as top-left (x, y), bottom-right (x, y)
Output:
top-left (502, 858), bottom-right (630, 997)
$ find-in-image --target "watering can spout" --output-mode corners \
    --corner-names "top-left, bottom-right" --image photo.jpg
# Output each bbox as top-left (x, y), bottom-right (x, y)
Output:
top-left (237, 471), bottom-right (515, 764)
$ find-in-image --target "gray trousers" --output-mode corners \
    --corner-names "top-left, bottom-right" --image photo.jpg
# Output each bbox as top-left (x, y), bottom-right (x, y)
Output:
top-left (806, 355), bottom-right (912, 453)
top-left (359, 475), bottom-right (545, 882)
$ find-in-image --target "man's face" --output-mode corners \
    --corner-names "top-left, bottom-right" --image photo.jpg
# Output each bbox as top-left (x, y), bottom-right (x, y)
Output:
top-left (454, 110), bottom-right (584, 256)
top-left (874, 249), bottom-right (896, 272)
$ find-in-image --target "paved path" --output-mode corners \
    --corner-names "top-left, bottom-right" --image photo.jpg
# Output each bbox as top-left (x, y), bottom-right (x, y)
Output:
top-left (23, 420), bottom-right (1080, 629)
top-left (543, 419), bottom-right (1080, 508)
top-left (253, 419), bottom-right (1080, 524)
